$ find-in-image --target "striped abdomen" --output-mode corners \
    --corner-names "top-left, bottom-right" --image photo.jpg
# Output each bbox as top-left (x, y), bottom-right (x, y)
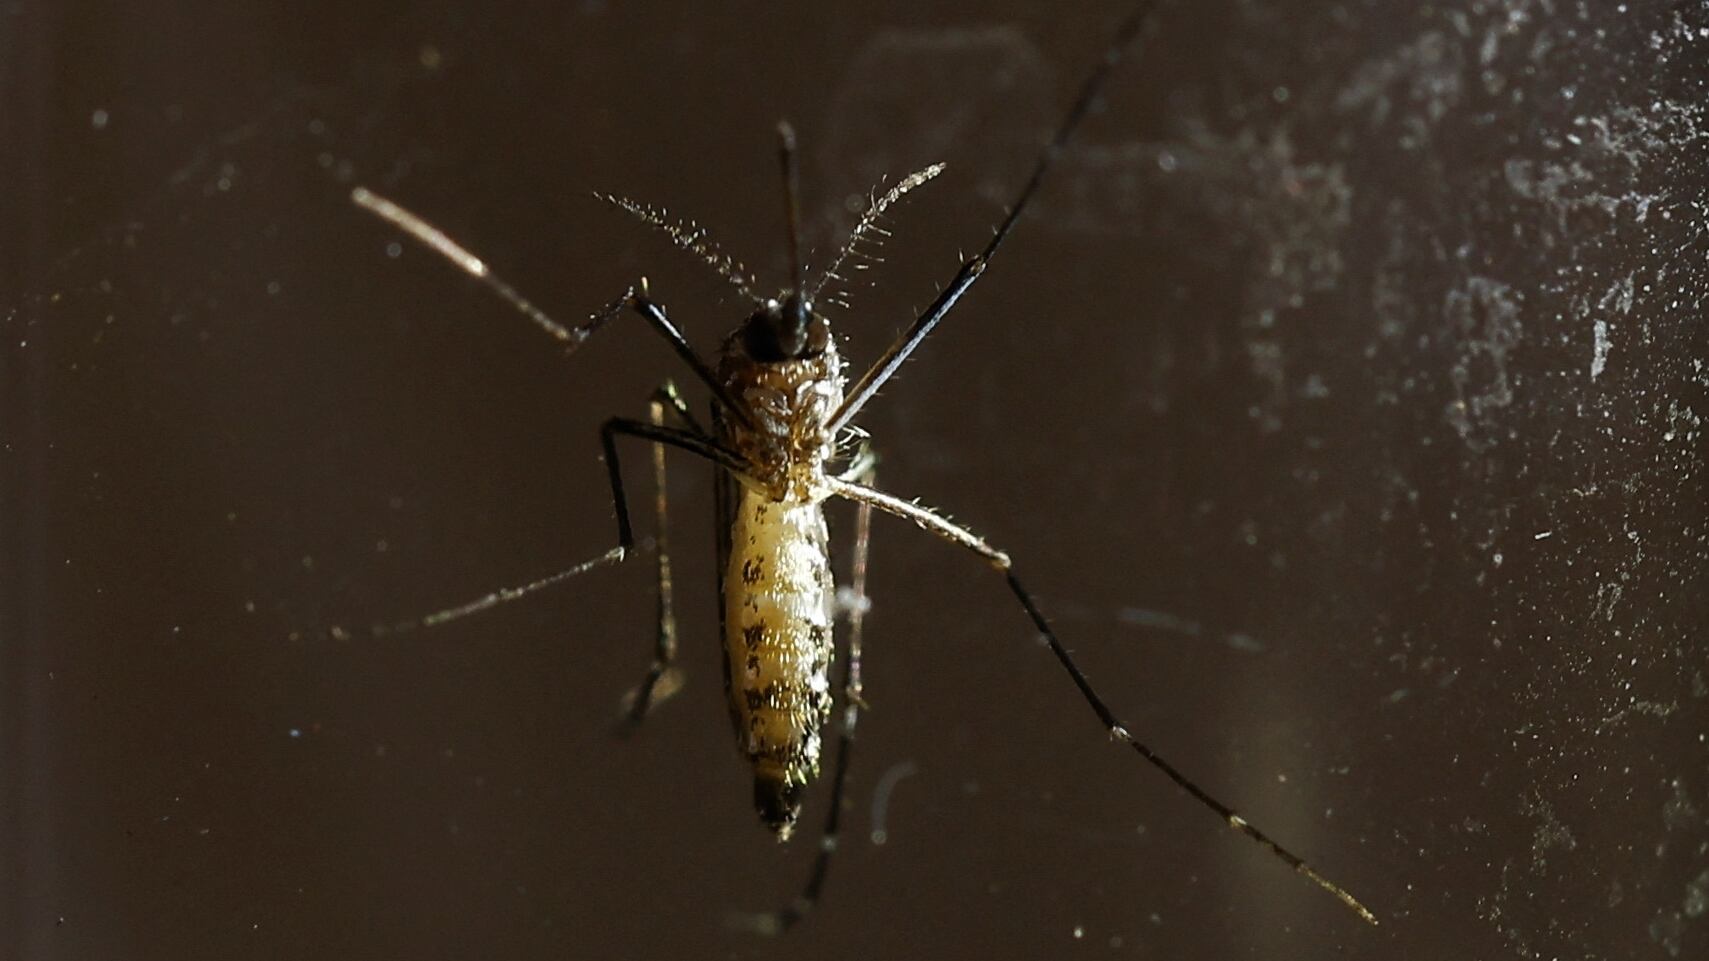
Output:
top-left (724, 488), bottom-right (835, 839)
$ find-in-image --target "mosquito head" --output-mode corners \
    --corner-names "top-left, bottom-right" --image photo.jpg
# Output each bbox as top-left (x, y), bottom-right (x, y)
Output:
top-left (739, 291), bottom-right (829, 363)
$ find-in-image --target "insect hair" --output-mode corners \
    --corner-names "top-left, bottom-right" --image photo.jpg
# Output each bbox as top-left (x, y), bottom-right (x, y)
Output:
top-left (812, 164), bottom-right (947, 311)
top-left (595, 192), bottom-right (760, 300)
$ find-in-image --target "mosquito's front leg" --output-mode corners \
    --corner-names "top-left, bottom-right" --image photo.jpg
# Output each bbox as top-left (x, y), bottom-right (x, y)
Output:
top-left (823, 476), bottom-right (1379, 925)
top-left (351, 188), bottom-right (757, 431)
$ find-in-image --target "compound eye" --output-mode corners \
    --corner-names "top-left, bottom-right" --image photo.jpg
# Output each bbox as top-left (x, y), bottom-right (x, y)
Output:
top-left (740, 303), bottom-right (791, 362)
top-left (740, 296), bottom-right (826, 362)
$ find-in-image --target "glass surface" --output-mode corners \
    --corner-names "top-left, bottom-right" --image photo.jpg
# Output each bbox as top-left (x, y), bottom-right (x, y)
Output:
top-left (5, 1), bottom-right (1706, 958)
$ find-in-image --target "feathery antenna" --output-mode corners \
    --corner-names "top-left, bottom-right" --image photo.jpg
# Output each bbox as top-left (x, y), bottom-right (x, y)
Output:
top-left (596, 193), bottom-right (760, 299)
top-left (812, 164), bottom-right (947, 309)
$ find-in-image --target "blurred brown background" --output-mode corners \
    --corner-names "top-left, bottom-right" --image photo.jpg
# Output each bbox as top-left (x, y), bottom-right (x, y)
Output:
top-left (5, 1), bottom-right (1706, 958)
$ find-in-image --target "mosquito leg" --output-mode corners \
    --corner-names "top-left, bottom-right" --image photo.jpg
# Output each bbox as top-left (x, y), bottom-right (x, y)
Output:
top-left (350, 188), bottom-right (756, 430)
top-left (339, 546), bottom-right (632, 640)
top-left (338, 418), bottom-right (739, 639)
top-left (711, 403), bottom-right (735, 713)
top-left (653, 377), bottom-right (705, 436)
top-left (732, 463), bottom-right (877, 935)
top-left (822, 476), bottom-right (1379, 925)
top-left (615, 282), bottom-right (758, 431)
top-left (836, 437), bottom-right (878, 484)
top-left (843, 468), bottom-right (875, 711)
top-left (711, 405), bottom-right (732, 615)
top-left (825, 2), bottom-right (1160, 435)
top-left (595, 414), bottom-right (747, 672)
top-left (619, 383), bottom-right (705, 724)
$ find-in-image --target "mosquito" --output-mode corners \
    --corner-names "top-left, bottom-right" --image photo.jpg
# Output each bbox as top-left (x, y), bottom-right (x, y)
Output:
top-left (344, 1), bottom-right (1377, 932)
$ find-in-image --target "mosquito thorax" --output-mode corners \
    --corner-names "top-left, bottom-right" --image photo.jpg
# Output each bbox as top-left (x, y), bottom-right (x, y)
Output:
top-left (739, 292), bottom-right (830, 363)
top-left (715, 292), bottom-right (845, 504)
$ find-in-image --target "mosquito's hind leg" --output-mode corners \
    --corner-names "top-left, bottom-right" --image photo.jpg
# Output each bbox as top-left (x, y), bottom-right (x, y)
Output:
top-left (823, 476), bottom-right (1379, 925)
top-left (730, 460), bottom-right (877, 935)
top-left (619, 382), bottom-right (704, 725)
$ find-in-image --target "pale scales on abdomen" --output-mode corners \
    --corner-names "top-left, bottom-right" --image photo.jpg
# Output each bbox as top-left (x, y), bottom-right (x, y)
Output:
top-left (724, 481), bottom-right (836, 839)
